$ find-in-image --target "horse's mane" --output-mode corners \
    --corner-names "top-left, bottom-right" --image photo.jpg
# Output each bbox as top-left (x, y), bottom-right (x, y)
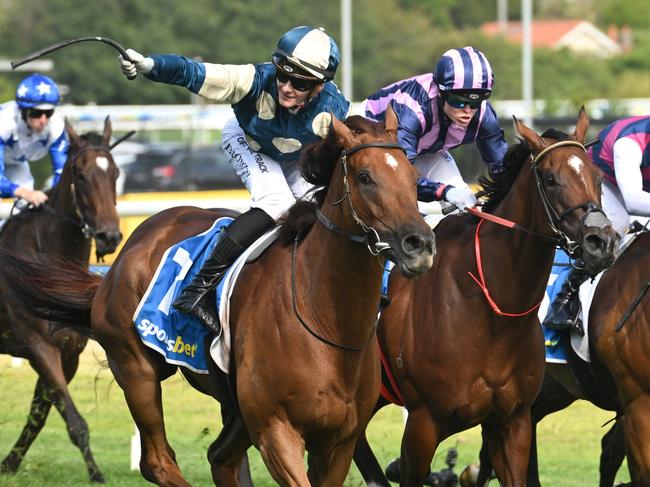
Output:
top-left (79, 131), bottom-right (104, 147)
top-left (278, 116), bottom-right (387, 244)
top-left (478, 128), bottom-right (570, 213)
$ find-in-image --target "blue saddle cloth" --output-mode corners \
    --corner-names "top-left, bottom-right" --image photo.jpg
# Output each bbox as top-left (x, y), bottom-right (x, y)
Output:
top-left (133, 217), bottom-right (233, 374)
top-left (542, 249), bottom-right (573, 363)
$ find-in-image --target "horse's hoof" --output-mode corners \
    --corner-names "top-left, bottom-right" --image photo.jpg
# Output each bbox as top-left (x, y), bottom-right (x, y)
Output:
top-left (0, 458), bottom-right (20, 475)
top-left (89, 471), bottom-right (106, 483)
top-left (459, 462), bottom-right (480, 487)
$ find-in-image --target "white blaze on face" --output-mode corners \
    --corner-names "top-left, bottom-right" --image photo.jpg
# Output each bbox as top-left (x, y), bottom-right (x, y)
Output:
top-left (384, 153), bottom-right (399, 170)
top-left (95, 156), bottom-right (109, 172)
top-left (567, 155), bottom-right (586, 185)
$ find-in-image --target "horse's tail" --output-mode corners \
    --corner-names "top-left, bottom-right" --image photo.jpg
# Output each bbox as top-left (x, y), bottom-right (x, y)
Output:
top-left (0, 248), bottom-right (100, 331)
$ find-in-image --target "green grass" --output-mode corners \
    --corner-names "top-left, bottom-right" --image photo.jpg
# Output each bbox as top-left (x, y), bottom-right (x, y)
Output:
top-left (0, 344), bottom-right (631, 486)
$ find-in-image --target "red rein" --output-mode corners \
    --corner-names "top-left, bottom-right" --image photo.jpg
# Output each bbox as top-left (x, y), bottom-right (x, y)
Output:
top-left (466, 208), bottom-right (543, 317)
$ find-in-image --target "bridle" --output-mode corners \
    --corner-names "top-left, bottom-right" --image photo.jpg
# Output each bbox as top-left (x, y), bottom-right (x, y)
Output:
top-left (315, 141), bottom-right (406, 256)
top-left (41, 143), bottom-right (113, 240)
top-left (292, 141), bottom-right (405, 351)
top-left (530, 139), bottom-right (608, 256)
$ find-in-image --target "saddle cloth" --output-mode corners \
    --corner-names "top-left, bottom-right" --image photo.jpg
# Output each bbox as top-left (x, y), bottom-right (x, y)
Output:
top-left (542, 229), bottom-right (642, 364)
top-left (133, 217), bottom-right (279, 374)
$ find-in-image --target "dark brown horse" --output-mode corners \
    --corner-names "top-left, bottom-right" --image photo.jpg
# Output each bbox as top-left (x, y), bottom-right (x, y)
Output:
top-left (0, 117), bottom-right (121, 482)
top-left (0, 113), bottom-right (435, 486)
top-left (353, 110), bottom-right (619, 486)
top-left (465, 231), bottom-right (650, 486)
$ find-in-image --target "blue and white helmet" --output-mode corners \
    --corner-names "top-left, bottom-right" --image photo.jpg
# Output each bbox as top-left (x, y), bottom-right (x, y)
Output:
top-left (15, 73), bottom-right (60, 110)
top-left (272, 26), bottom-right (340, 81)
top-left (434, 46), bottom-right (493, 96)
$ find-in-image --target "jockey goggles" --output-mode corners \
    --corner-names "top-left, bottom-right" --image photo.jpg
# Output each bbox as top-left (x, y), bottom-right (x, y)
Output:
top-left (26, 108), bottom-right (55, 119)
top-left (444, 92), bottom-right (489, 110)
top-left (273, 54), bottom-right (323, 92)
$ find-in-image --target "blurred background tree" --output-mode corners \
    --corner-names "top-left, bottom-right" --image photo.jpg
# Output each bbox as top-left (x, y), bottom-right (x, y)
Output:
top-left (1, 0), bottom-right (648, 105)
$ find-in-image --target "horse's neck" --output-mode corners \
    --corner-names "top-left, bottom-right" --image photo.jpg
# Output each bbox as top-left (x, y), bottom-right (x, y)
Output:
top-left (295, 214), bottom-right (383, 345)
top-left (36, 178), bottom-right (91, 260)
top-left (480, 169), bottom-right (557, 308)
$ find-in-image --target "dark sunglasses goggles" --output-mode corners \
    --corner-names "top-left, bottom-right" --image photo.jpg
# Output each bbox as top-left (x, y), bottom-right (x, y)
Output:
top-left (26, 108), bottom-right (55, 119)
top-left (444, 93), bottom-right (488, 110)
top-left (275, 69), bottom-right (320, 92)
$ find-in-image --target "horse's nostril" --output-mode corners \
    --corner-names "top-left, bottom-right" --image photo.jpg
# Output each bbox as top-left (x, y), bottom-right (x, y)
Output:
top-left (584, 233), bottom-right (606, 254)
top-left (402, 234), bottom-right (435, 256)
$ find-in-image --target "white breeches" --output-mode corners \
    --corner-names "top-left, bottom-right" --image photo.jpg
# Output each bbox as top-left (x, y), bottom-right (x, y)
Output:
top-left (220, 117), bottom-right (313, 221)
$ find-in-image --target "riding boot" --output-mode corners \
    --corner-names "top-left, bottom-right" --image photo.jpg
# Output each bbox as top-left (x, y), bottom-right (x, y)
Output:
top-left (172, 208), bottom-right (275, 333)
top-left (542, 266), bottom-right (591, 333)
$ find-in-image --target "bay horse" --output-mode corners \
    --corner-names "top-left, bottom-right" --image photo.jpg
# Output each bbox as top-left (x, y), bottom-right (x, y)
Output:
top-left (353, 109), bottom-right (619, 486)
top-left (0, 117), bottom-right (121, 482)
top-left (467, 362), bottom-right (627, 487)
top-left (0, 113), bottom-right (435, 486)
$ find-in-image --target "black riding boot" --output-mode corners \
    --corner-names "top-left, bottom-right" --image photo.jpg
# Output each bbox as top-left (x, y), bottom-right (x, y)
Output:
top-left (172, 208), bottom-right (275, 333)
top-left (542, 266), bottom-right (591, 333)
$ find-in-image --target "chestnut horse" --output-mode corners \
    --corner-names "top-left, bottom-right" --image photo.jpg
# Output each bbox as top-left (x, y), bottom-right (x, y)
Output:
top-left (353, 110), bottom-right (619, 486)
top-left (0, 117), bottom-right (121, 482)
top-left (0, 113), bottom-right (435, 486)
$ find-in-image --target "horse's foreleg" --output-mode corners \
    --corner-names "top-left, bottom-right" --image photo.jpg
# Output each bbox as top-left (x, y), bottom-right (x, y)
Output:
top-left (208, 411), bottom-right (253, 487)
top-left (306, 437), bottom-right (358, 486)
top-left (257, 418), bottom-right (310, 486)
top-left (599, 418), bottom-right (626, 487)
top-left (353, 428), bottom-right (391, 487)
top-left (106, 349), bottom-right (189, 487)
top-left (51, 348), bottom-right (104, 482)
top-left (0, 378), bottom-right (53, 474)
top-left (483, 411), bottom-right (532, 487)
top-left (400, 407), bottom-right (439, 486)
top-left (623, 396), bottom-right (650, 485)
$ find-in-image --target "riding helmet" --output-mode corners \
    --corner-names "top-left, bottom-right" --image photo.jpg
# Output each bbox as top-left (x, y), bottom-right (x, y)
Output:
top-left (272, 26), bottom-right (340, 81)
top-left (15, 73), bottom-right (60, 110)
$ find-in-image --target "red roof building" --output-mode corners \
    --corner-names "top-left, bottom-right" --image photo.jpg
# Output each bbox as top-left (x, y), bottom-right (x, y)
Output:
top-left (481, 20), bottom-right (623, 57)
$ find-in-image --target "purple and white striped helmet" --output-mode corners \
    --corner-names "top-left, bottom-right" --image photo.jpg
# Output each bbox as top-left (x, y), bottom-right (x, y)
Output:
top-left (434, 46), bottom-right (493, 95)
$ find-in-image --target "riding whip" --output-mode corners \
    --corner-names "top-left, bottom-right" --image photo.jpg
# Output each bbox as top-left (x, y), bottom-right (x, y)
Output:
top-left (11, 36), bottom-right (136, 80)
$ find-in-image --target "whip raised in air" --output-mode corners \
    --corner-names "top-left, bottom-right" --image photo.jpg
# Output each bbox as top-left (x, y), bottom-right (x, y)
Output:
top-left (11, 36), bottom-right (136, 79)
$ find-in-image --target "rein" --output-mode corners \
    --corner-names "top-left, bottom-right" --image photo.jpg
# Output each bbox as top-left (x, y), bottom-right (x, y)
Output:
top-left (290, 141), bottom-right (403, 350)
top-left (467, 139), bottom-right (606, 317)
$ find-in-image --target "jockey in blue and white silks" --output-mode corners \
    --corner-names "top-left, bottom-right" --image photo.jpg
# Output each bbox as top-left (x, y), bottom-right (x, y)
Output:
top-left (588, 115), bottom-right (650, 237)
top-left (360, 46), bottom-right (507, 211)
top-left (119, 26), bottom-right (349, 333)
top-left (0, 74), bottom-right (67, 207)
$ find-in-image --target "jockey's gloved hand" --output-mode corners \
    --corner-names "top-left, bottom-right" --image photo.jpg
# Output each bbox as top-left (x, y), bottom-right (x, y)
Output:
top-left (119, 49), bottom-right (154, 79)
top-left (444, 186), bottom-right (477, 211)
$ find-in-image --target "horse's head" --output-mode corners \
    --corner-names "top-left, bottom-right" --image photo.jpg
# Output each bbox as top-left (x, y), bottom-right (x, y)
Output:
top-left (301, 107), bottom-right (435, 277)
top-left (514, 108), bottom-right (618, 275)
top-left (62, 117), bottom-right (122, 258)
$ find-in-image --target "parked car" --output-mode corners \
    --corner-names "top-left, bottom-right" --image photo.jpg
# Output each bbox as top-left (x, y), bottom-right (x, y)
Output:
top-left (123, 145), bottom-right (242, 193)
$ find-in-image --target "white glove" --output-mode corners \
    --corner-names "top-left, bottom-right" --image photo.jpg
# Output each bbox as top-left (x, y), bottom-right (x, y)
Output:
top-left (119, 49), bottom-right (154, 79)
top-left (444, 186), bottom-right (477, 212)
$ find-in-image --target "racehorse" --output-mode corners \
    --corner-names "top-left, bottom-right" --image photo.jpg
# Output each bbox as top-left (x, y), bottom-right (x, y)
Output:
top-left (466, 362), bottom-right (626, 487)
top-left (352, 109), bottom-right (619, 486)
top-left (473, 229), bottom-right (650, 486)
top-left (0, 117), bottom-right (121, 482)
top-left (0, 112), bottom-right (436, 486)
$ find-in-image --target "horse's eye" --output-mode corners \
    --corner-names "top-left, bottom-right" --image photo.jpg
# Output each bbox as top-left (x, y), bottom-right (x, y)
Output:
top-left (544, 174), bottom-right (556, 187)
top-left (357, 171), bottom-right (373, 185)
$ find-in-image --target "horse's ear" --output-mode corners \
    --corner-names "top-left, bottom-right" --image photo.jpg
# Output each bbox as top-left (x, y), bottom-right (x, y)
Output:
top-left (513, 115), bottom-right (546, 153)
top-left (384, 103), bottom-right (399, 140)
top-left (330, 114), bottom-right (355, 149)
top-left (64, 118), bottom-right (83, 147)
top-left (102, 116), bottom-right (112, 147)
top-left (572, 106), bottom-right (589, 144)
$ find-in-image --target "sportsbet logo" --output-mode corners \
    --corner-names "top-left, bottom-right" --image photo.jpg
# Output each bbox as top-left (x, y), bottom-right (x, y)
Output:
top-left (137, 319), bottom-right (198, 357)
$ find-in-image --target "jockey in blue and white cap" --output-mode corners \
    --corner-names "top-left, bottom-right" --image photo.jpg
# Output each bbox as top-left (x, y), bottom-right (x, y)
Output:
top-left (119, 26), bottom-right (350, 333)
top-left (361, 46), bottom-right (507, 212)
top-left (0, 73), bottom-right (68, 207)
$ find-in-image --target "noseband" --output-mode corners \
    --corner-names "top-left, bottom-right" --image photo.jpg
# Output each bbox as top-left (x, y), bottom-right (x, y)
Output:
top-left (316, 141), bottom-right (406, 255)
top-left (531, 140), bottom-right (607, 256)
